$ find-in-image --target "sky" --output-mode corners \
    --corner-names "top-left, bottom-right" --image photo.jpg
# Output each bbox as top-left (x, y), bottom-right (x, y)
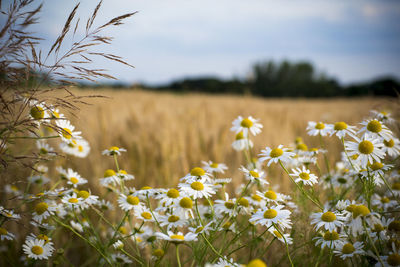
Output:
top-left (5, 0), bottom-right (400, 85)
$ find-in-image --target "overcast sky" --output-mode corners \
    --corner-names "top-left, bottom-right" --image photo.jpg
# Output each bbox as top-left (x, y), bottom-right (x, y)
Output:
top-left (6, 0), bottom-right (400, 85)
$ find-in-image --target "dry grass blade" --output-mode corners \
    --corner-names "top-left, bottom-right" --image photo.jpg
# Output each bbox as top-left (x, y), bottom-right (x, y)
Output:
top-left (47, 2), bottom-right (80, 56)
top-left (99, 11), bottom-right (138, 29)
top-left (86, 0), bottom-right (102, 33)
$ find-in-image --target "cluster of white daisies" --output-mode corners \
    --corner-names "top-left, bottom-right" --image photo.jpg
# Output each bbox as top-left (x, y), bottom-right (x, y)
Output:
top-left (0, 106), bottom-right (399, 266)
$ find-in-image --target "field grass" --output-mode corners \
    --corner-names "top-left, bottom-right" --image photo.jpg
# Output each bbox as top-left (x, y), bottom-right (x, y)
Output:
top-left (59, 88), bottom-right (397, 194)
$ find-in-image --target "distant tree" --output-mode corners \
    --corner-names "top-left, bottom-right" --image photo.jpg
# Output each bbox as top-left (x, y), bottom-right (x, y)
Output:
top-left (249, 60), bottom-right (340, 97)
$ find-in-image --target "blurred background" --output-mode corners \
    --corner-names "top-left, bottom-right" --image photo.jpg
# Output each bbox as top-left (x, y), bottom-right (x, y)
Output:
top-left (29, 0), bottom-right (400, 97)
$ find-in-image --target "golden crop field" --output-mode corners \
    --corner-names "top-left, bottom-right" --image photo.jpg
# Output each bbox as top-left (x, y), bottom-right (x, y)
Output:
top-left (62, 88), bottom-right (397, 193)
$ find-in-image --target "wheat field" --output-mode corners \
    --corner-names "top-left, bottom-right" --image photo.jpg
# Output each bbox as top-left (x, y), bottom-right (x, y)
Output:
top-left (56, 88), bottom-right (397, 194)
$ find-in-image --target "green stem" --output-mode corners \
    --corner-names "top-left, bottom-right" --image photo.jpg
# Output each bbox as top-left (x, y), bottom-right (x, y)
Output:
top-left (176, 244), bottom-right (182, 267)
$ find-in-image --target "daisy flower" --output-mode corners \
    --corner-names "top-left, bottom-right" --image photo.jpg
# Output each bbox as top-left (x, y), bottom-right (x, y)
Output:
top-left (179, 180), bottom-right (217, 199)
top-left (55, 119), bottom-right (82, 142)
top-left (382, 138), bottom-right (400, 158)
top-left (202, 160), bottom-right (228, 174)
top-left (134, 186), bottom-right (161, 199)
top-left (28, 175), bottom-right (50, 186)
top-left (290, 166), bottom-right (318, 186)
top-left (391, 181), bottom-right (400, 197)
top-left (248, 193), bottom-right (266, 207)
top-left (0, 227), bottom-right (15, 241)
top-left (22, 238), bottom-right (54, 260)
top-left (70, 220), bottom-right (83, 232)
top-left (134, 208), bottom-right (155, 222)
top-left (206, 256), bottom-right (240, 267)
top-left (310, 210), bottom-right (345, 232)
top-left (61, 193), bottom-right (85, 210)
top-left (76, 190), bottom-right (99, 208)
top-left (249, 205), bottom-right (292, 230)
top-left (181, 167), bottom-right (212, 183)
top-left (359, 119), bottom-right (394, 141)
top-left (232, 131), bottom-right (253, 151)
top-left (334, 241), bottom-right (364, 260)
top-left (112, 240), bottom-right (124, 250)
top-left (155, 231), bottom-right (197, 243)
top-left (371, 110), bottom-right (395, 124)
top-left (259, 145), bottom-right (295, 166)
top-left (111, 253), bottom-right (132, 264)
top-left (26, 233), bottom-right (52, 245)
top-left (306, 121), bottom-right (333, 136)
top-left (330, 121), bottom-right (357, 139)
top-left (155, 188), bottom-right (181, 207)
top-left (260, 189), bottom-right (285, 204)
top-left (32, 201), bottom-right (57, 223)
top-left (59, 138), bottom-right (90, 158)
top-left (240, 166), bottom-right (268, 185)
top-left (214, 193), bottom-right (238, 217)
top-left (118, 194), bottom-right (143, 212)
top-left (96, 199), bottom-right (114, 211)
top-left (4, 184), bottom-right (21, 196)
top-left (65, 168), bottom-right (87, 188)
top-left (36, 140), bottom-right (55, 156)
top-left (159, 211), bottom-right (188, 230)
top-left (173, 197), bottom-right (194, 219)
top-left (28, 100), bottom-right (49, 121)
top-left (0, 207), bottom-right (21, 220)
top-left (102, 146), bottom-right (127, 156)
top-left (345, 134), bottom-right (385, 167)
top-left (314, 230), bottom-right (345, 249)
top-left (231, 115), bottom-right (263, 136)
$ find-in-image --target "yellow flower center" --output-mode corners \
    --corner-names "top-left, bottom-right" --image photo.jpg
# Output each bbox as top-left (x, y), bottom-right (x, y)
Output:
top-left (299, 172), bottom-right (310, 180)
top-left (31, 245), bottom-right (44, 255)
top-left (247, 259), bottom-right (267, 267)
top-left (104, 169), bottom-right (116, 177)
top-left (323, 231), bottom-right (339, 241)
top-left (370, 162), bottom-right (383, 171)
top-left (321, 211), bottom-right (336, 222)
top-left (358, 140), bottom-right (374, 154)
top-left (70, 177), bottom-right (78, 184)
top-left (77, 190), bottom-right (90, 199)
top-left (367, 120), bottom-right (382, 133)
top-left (241, 118), bottom-right (253, 128)
top-left (263, 209), bottom-right (278, 219)
top-left (126, 195), bottom-right (139, 205)
top-left (30, 106), bottom-right (45, 119)
top-left (346, 204), bottom-right (356, 212)
top-left (167, 189), bottom-right (180, 198)
top-left (39, 148), bottom-right (48, 154)
top-left (110, 146), bottom-right (119, 151)
top-left (223, 221), bottom-right (232, 229)
top-left (381, 197), bottom-right (390, 203)
top-left (224, 201), bottom-right (235, 209)
top-left (351, 154), bottom-right (359, 160)
top-left (10, 185), bottom-right (18, 192)
top-left (249, 170), bottom-right (260, 178)
top-left (392, 183), bottom-right (400, 190)
top-left (352, 205), bottom-right (370, 218)
top-left (78, 145), bottom-right (83, 152)
top-left (141, 212), bottom-right (152, 220)
top-left (315, 122), bottom-right (325, 130)
top-left (236, 132), bottom-right (245, 140)
top-left (388, 220), bottom-right (400, 232)
top-left (334, 122), bottom-right (348, 131)
top-left (37, 234), bottom-right (49, 244)
top-left (168, 215), bottom-right (180, 222)
top-left (68, 198), bottom-right (78, 204)
top-left (238, 198), bottom-right (249, 207)
top-left (170, 234), bottom-right (185, 240)
top-left (273, 230), bottom-right (282, 238)
top-left (119, 170), bottom-right (127, 175)
top-left (388, 253), bottom-right (400, 266)
top-left (342, 243), bottom-right (355, 254)
top-left (190, 167), bottom-right (205, 177)
top-left (384, 139), bottom-right (395, 148)
top-left (34, 202), bottom-right (48, 215)
top-left (191, 181), bottom-right (204, 191)
top-left (62, 128), bottom-right (72, 139)
top-left (141, 186), bottom-right (152, 190)
top-left (264, 190), bottom-right (277, 200)
top-left (270, 148), bottom-right (283, 158)
top-left (119, 226), bottom-right (128, 235)
top-left (195, 227), bottom-right (204, 233)
top-left (210, 163), bottom-right (219, 168)
top-left (179, 197), bottom-right (193, 209)
top-left (372, 224), bottom-right (384, 232)
top-left (296, 143), bottom-right (308, 151)
top-left (252, 194), bottom-right (262, 201)
top-left (152, 249), bottom-right (164, 258)
top-left (0, 227), bottom-right (7, 235)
